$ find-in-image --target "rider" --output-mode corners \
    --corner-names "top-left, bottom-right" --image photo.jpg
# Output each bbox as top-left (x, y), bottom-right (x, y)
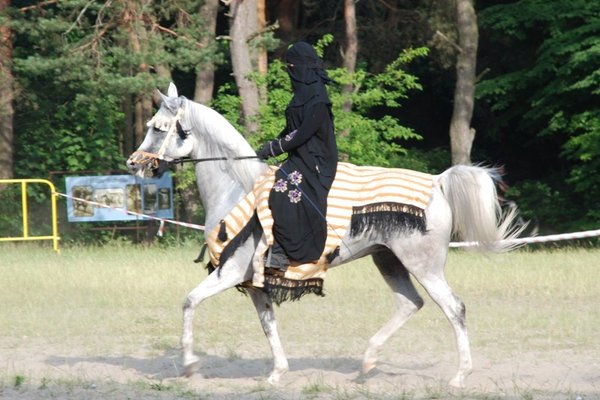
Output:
top-left (256, 41), bottom-right (338, 270)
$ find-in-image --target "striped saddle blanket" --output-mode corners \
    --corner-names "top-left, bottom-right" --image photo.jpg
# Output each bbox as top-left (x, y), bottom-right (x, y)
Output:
top-left (205, 162), bottom-right (434, 301)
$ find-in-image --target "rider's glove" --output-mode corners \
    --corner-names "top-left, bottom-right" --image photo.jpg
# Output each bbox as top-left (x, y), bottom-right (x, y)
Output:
top-left (256, 142), bottom-right (273, 160)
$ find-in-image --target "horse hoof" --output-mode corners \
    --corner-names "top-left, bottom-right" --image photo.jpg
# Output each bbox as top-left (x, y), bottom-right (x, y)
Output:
top-left (361, 358), bottom-right (377, 375)
top-left (182, 357), bottom-right (201, 378)
top-left (267, 374), bottom-right (280, 385)
top-left (267, 365), bottom-right (289, 385)
top-left (448, 375), bottom-right (465, 389)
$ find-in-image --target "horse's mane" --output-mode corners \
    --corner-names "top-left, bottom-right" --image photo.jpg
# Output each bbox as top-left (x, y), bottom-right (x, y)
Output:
top-left (183, 99), bottom-right (268, 192)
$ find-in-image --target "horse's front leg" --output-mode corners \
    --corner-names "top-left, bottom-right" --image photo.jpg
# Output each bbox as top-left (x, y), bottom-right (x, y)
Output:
top-left (248, 288), bottom-right (289, 384)
top-left (181, 263), bottom-right (248, 377)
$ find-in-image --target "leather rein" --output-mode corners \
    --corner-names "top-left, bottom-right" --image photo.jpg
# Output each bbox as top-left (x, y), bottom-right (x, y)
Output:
top-left (129, 151), bottom-right (260, 168)
top-left (128, 108), bottom-right (260, 171)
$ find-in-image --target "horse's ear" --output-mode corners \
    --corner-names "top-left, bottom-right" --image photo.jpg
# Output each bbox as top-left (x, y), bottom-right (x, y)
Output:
top-left (167, 82), bottom-right (178, 98)
top-left (156, 82), bottom-right (178, 105)
top-left (156, 87), bottom-right (181, 112)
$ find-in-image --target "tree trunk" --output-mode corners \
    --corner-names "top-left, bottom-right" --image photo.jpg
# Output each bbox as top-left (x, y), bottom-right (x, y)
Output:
top-left (0, 0), bottom-right (14, 180)
top-left (125, 0), bottom-right (154, 147)
top-left (341, 0), bottom-right (357, 114)
top-left (229, 0), bottom-right (260, 135)
top-left (194, 0), bottom-right (219, 104)
top-left (449, 0), bottom-right (478, 165)
top-left (256, 0), bottom-right (268, 102)
top-left (122, 96), bottom-right (134, 156)
top-left (274, 0), bottom-right (296, 42)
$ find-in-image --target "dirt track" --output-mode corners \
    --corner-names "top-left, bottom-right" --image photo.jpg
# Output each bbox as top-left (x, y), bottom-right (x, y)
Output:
top-left (1, 337), bottom-right (598, 399)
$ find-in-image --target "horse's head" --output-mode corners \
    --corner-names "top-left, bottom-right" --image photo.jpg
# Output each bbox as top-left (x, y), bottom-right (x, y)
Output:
top-left (126, 82), bottom-right (195, 178)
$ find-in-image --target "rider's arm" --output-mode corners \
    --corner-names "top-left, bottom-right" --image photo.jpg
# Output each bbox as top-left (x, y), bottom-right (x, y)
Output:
top-left (257, 103), bottom-right (328, 159)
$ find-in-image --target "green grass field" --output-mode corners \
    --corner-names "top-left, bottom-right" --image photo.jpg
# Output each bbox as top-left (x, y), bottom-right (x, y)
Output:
top-left (1, 243), bottom-right (599, 399)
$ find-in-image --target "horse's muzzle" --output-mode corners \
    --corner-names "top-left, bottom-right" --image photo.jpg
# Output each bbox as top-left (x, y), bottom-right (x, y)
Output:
top-left (127, 150), bottom-right (169, 178)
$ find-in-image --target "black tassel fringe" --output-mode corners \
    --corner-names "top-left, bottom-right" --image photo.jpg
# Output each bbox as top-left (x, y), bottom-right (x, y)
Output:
top-left (218, 219), bottom-right (228, 242)
top-left (264, 273), bottom-right (325, 306)
top-left (350, 202), bottom-right (427, 237)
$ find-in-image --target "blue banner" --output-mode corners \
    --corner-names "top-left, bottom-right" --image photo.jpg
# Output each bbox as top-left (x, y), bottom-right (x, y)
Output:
top-left (65, 173), bottom-right (174, 222)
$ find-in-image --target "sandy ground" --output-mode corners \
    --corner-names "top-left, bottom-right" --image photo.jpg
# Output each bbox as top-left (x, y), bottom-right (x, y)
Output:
top-left (1, 336), bottom-right (598, 399)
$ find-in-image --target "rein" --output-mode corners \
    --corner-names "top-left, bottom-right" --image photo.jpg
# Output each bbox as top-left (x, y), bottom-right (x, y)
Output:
top-left (128, 150), bottom-right (261, 172)
top-left (169, 155), bottom-right (261, 164)
top-left (129, 104), bottom-right (261, 169)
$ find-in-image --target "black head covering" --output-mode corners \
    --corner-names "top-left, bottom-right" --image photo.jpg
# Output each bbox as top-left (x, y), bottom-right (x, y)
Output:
top-left (285, 42), bottom-right (331, 109)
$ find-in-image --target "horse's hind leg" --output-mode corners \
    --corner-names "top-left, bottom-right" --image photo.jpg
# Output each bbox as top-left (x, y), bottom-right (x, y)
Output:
top-left (362, 249), bottom-right (424, 375)
top-left (391, 242), bottom-right (472, 388)
top-left (248, 288), bottom-right (289, 384)
top-left (418, 272), bottom-right (471, 387)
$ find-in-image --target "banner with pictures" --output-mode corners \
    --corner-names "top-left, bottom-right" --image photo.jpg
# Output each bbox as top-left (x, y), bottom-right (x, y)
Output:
top-left (65, 173), bottom-right (174, 222)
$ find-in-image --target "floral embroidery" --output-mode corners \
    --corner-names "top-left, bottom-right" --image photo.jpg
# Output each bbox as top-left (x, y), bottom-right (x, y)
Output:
top-left (284, 129), bottom-right (298, 142)
top-left (288, 170), bottom-right (303, 185)
top-left (274, 179), bottom-right (288, 193)
top-left (288, 189), bottom-right (302, 203)
top-left (273, 169), bottom-right (303, 203)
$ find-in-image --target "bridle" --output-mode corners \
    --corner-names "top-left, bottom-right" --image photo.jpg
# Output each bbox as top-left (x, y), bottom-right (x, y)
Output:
top-left (128, 107), bottom-right (184, 171)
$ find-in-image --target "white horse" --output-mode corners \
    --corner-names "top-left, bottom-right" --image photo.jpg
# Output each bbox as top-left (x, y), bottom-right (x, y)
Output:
top-left (126, 83), bottom-right (524, 388)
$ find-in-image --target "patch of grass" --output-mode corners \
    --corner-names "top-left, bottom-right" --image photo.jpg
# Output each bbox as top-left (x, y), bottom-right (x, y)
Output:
top-left (301, 374), bottom-right (332, 398)
top-left (38, 377), bottom-right (50, 390)
top-left (134, 379), bottom-right (197, 398)
top-left (13, 374), bottom-right (26, 388)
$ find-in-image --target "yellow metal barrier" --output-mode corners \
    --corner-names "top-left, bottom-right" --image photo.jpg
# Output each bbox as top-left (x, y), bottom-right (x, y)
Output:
top-left (0, 179), bottom-right (60, 253)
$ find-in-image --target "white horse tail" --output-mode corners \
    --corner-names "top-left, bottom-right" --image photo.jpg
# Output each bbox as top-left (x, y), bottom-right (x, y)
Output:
top-left (438, 165), bottom-right (526, 252)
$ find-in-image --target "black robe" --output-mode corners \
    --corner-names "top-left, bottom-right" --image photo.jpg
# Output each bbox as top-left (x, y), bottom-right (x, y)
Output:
top-left (268, 101), bottom-right (337, 262)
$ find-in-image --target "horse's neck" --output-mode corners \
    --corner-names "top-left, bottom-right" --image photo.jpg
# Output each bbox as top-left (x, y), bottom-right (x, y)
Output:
top-left (186, 102), bottom-right (266, 232)
top-left (194, 163), bottom-right (249, 232)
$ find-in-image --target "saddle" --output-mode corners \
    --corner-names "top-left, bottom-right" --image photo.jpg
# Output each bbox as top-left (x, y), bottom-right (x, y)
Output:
top-left (204, 162), bottom-right (434, 303)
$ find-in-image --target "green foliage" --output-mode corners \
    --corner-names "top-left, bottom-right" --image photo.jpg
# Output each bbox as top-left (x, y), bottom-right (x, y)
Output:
top-left (10, 1), bottom-right (140, 177)
top-left (332, 47), bottom-right (429, 166)
top-left (478, 0), bottom-right (600, 228)
top-left (394, 147), bottom-right (451, 174)
top-left (213, 44), bottom-right (429, 167)
top-left (506, 180), bottom-right (576, 232)
top-left (14, 86), bottom-right (124, 178)
top-left (9, 0), bottom-right (224, 180)
top-left (0, 186), bottom-right (24, 237)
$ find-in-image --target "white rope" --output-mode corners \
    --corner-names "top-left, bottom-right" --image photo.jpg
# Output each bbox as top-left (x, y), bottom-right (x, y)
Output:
top-left (55, 192), bottom-right (205, 231)
top-left (449, 229), bottom-right (600, 248)
top-left (56, 191), bottom-right (600, 244)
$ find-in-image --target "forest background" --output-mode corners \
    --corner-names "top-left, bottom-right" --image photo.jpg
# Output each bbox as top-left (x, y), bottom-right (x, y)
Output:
top-left (0, 0), bottom-right (598, 243)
